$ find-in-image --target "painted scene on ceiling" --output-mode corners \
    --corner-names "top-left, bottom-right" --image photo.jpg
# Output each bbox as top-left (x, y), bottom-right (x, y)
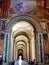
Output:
top-left (10, 0), bottom-right (37, 14)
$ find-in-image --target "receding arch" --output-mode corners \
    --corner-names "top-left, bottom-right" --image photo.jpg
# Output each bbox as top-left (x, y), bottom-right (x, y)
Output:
top-left (18, 49), bottom-right (23, 58)
top-left (15, 40), bottom-right (27, 46)
top-left (18, 49), bottom-right (23, 55)
top-left (14, 31), bottom-right (30, 41)
top-left (16, 44), bottom-right (25, 48)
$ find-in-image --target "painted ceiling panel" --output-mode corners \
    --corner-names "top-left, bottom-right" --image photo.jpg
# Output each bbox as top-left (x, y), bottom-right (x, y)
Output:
top-left (10, 0), bottom-right (37, 14)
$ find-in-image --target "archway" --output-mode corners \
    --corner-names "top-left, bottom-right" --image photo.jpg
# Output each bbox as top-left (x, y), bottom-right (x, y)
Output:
top-left (11, 20), bottom-right (35, 61)
top-left (18, 49), bottom-right (23, 59)
top-left (3, 15), bottom-right (44, 63)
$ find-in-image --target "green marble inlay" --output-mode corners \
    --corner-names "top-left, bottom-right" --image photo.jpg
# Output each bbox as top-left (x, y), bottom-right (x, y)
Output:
top-left (39, 34), bottom-right (43, 63)
top-left (5, 34), bottom-right (8, 62)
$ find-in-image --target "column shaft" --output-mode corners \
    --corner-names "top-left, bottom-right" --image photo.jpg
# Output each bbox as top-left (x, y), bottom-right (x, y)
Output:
top-left (38, 33), bottom-right (44, 63)
top-left (3, 32), bottom-right (10, 63)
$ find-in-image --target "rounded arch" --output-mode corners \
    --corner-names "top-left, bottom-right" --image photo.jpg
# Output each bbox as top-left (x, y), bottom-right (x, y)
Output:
top-left (15, 40), bottom-right (27, 46)
top-left (18, 49), bottom-right (23, 54)
top-left (17, 48), bottom-right (23, 59)
top-left (14, 31), bottom-right (30, 40)
top-left (15, 35), bottom-right (28, 43)
top-left (7, 15), bottom-right (42, 32)
top-left (6, 15), bottom-right (43, 62)
top-left (16, 44), bottom-right (25, 48)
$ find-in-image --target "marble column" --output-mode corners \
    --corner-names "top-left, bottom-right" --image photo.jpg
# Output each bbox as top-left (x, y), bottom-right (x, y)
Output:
top-left (27, 42), bottom-right (29, 60)
top-left (32, 33), bottom-right (35, 61)
top-left (3, 31), bottom-right (10, 63)
top-left (38, 33), bottom-right (44, 63)
top-left (14, 44), bottom-right (16, 61)
top-left (10, 34), bottom-right (14, 62)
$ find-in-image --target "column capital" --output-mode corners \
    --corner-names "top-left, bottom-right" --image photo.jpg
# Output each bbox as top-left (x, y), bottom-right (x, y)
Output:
top-left (4, 30), bottom-right (11, 33)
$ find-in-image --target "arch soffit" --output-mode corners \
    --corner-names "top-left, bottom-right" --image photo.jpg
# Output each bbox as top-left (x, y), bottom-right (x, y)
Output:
top-left (16, 44), bottom-right (26, 48)
top-left (15, 35), bottom-right (28, 40)
top-left (15, 35), bottom-right (28, 42)
top-left (7, 15), bottom-right (42, 32)
top-left (15, 40), bottom-right (27, 46)
top-left (14, 31), bottom-right (30, 40)
top-left (12, 29), bottom-right (31, 38)
top-left (16, 45), bottom-right (25, 50)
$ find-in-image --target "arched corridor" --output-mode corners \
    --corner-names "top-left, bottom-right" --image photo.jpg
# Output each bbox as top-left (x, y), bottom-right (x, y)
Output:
top-left (0, 0), bottom-right (49, 65)
top-left (9, 20), bottom-right (36, 61)
top-left (3, 16), bottom-right (44, 64)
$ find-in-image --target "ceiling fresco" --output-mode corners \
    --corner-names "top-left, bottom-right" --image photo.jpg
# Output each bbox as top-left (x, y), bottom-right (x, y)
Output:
top-left (10, 0), bottom-right (37, 14)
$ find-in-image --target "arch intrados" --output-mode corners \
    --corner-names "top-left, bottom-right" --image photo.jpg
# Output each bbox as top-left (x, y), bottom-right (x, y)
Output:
top-left (14, 31), bottom-right (30, 40)
top-left (15, 35), bottom-right (28, 43)
top-left (7, 15), bottom-right (42, 32)
top-left (15, 40), bottom-right (27, 46)
top-left (16, 45), bottom-right (25, 49)
top-left (15, 34), bottom-right (28, 40)
top-left (18, 49), bottom-right (23, 54)
top-left (16, 44), bottom-right (26, 48)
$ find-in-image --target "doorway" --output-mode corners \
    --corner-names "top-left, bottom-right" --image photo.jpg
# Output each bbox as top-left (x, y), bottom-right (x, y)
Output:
top-left (18, 49), bottom-right (23, 59)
